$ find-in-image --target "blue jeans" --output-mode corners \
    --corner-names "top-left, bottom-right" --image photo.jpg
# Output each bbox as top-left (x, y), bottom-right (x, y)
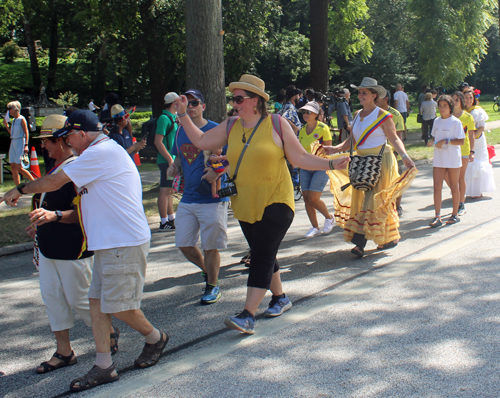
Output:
top-left (299, 169), bottom-right (329, 192)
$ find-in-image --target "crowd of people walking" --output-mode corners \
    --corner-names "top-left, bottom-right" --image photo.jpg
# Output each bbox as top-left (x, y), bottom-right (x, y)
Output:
top-left (0, 75), bottom-right (497, 393)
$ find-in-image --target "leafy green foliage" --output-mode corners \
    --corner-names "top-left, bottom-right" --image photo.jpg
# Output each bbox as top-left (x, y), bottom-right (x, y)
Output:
top-left (408, 0), bottom-right (496, 87)
top-left (1, 41), bottom-right (20, 63)
top-left (49, 91), bottom-right (78, 107)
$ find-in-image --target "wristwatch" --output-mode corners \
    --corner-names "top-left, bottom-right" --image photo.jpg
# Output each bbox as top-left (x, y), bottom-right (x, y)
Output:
top-left (55, 210), bottom-right (63, 222)
top-left (470, 150), bottom-right (475, 154)
top-left (16, 182), bottom-right (26, 195)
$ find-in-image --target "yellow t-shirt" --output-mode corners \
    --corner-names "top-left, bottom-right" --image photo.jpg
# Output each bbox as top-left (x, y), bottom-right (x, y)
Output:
top-left (458, 111), bottom-right (475, 156)
top-left (226, 116), bottom-right (295, 223)
top-left (298, 121), bottom-right (332, 153)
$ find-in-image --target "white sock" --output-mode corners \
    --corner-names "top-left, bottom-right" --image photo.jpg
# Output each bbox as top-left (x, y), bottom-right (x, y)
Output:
top-left (95, 352), bottom-right (113, 369)
top-left (167, 214), bottom-right (175, 221)
top-left (161, 217), bottom-right (168, 224)
top-left (145, 327), bottom-right (161, 344)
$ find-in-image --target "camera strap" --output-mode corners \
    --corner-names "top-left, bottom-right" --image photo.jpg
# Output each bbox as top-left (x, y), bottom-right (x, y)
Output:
top-left (231, 116), bottom-right (264, 181)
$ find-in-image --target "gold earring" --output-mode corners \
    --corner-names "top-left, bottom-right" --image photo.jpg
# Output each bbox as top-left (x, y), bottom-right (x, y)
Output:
top-left (254, 107), bottom-right (257, 115)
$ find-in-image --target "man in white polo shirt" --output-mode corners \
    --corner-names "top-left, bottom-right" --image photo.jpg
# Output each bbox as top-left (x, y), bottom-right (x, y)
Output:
top-left (0, 110), bottom-right (168, 392)
top-left (393, 83), bottom-right (410, 140)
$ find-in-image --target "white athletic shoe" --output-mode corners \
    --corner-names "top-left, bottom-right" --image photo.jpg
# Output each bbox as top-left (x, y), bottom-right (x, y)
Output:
top-left (305, 227), bottom-right (322, 238)
top-left (323, 217), bottom-right (335, 234)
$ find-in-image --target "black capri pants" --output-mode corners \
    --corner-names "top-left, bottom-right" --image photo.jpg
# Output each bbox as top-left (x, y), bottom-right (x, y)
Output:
top-left (239, 203), bottom-right (294, 289)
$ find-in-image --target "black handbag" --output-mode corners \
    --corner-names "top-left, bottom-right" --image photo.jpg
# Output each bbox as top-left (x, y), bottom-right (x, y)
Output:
top-left (341, 111), bottom-right (389, 192)
top-left (417, 113), bottom-right (423, 123)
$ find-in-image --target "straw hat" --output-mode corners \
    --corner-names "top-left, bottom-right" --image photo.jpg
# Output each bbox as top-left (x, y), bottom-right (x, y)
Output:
top-left (228, 74), bottom-right (269, 101)
top-left (111, 104), bottom-right (127, 119)
top-left (350, 77), bottom-right (387, 99)
top-left (33, 114), bottom-right (67, 139)
top-left (299, 101), bottom-right (320, 114)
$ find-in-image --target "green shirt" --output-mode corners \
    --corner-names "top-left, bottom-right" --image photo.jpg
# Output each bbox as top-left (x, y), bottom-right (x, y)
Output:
top-left (156, 110), bottom-right (177, 164)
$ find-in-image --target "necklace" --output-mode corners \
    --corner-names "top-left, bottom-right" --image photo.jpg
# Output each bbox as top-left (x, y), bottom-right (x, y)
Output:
top-left (241, 121), bottom-right (255, 143)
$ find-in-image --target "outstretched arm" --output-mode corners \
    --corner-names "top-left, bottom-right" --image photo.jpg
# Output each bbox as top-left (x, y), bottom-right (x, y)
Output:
top-left (174, 95), bottom-right (228, 151)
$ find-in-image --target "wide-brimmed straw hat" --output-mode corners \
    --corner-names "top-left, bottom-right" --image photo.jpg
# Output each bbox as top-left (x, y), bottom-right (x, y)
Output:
top-left (228, 74), bottom-right (269, 102)
top-left (350, 77), bottom-right (386, 99)
top-left (299, 101), bottom-right (320, 114)
top-left (33, 114), bottom-right (67, 139)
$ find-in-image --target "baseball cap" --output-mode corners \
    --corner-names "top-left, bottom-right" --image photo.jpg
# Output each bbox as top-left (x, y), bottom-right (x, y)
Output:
top-left (183, 89), bottom-right (205, 103)
top-left (164, 92), bottom-right (180, 105)
top-left (53, 109), bottom-right (101, 138)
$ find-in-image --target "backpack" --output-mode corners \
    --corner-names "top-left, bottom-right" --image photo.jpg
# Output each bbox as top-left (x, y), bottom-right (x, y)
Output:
top-left (141, 112), bottom-right (175, 151)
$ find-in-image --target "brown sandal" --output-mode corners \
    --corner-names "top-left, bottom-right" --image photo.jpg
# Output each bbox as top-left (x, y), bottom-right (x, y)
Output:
top-left (134, 331), bottom-right (169, 369)
top-left (110, 325), bottom-right (120, 355)
top-left (69, 364), bottom-right (119, 391)
top-left (36, 351), bottom-right (77, 374)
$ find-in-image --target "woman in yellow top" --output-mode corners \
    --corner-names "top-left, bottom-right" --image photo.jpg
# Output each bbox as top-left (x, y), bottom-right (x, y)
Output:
top-left (298, 101), bottom-right (334, 238)
top-left (174, 75), bottom-right (349, 334)
top-left (445, 91), bottom-right (476, 216)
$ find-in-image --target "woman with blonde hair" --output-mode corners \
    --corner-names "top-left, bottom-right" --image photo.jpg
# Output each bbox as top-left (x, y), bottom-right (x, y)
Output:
top-left (174, 74), bottom-right (349, 334)
top-left (3, 101), bottom-right (35, 185)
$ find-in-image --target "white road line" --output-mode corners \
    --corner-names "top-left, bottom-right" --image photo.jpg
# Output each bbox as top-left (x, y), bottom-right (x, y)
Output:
top-left (87, 216), bottom-right (500, 398)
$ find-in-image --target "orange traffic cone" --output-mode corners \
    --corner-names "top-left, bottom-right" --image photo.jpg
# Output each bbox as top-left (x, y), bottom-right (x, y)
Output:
top-left (132, 137), bottom-right (141, 166)
top-left (30, 146), bottom-right (41, 178)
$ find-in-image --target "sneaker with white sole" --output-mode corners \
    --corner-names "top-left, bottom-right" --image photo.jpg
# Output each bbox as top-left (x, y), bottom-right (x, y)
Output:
top-left (224, 310), bottom-right (255, 334)
top-left (323, 217), bottom-right (335, 234)
top-left (305, 227), bottom-right (322, 238)
top-left (263, 294), bottom-right (292, 317)
top-left (200, 284), bottom-right (221, 305)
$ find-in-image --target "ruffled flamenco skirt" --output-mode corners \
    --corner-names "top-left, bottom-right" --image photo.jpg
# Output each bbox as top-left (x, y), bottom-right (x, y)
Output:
top-left (464, 133), bottom-right (496, 197)
top-left (326, 145), bottom-right (418, 246)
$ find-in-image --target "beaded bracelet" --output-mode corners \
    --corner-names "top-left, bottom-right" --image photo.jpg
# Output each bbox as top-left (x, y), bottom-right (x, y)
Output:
top-left (329, 159), bottom-right (335, 170)
top-left (177, 112), bottom-right (188, 118)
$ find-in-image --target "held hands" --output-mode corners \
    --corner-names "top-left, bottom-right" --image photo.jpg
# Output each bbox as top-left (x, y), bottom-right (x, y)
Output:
top-left (331, 156), bottom-right (350, 170)
top-left (29, 208), bottom-right (55, 227)
top-left (0, 188), bottom-right (21, 206)
top-left (167, 163), bottom-right (178, 177)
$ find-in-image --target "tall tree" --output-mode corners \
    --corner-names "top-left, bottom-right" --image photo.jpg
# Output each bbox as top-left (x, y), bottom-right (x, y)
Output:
top-left (185, 0), bottom-right (226, 123)
top-left (310, 0), bottom-right (329, 91)
top-left (21, 10), bottom-right (41, 97)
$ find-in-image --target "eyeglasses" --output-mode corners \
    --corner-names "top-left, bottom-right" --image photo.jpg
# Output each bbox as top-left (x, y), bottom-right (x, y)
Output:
top-left (65, 130), bottom-right (79, 138)
top-left (302, 110), bottom-right (314, 115)
top-left (41, 138), bottom-right (56, 144)
top-left (231, 96), bottom-right (251, 105)
top-left (187, 100), bottom-right (202, 107)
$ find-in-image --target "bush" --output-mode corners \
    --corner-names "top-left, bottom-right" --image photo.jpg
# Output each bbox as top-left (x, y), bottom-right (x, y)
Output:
top-left (50, 91), bottom-right (79, 107)
top-left (1, 41), bottom-right (21, 63)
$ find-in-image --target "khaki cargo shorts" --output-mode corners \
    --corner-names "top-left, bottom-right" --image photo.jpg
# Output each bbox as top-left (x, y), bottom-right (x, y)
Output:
top-left (88, 241), bottom-right (150, 314)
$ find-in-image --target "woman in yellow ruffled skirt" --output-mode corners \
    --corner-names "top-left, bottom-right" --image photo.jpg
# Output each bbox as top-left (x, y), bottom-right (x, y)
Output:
top-left (318, 78), bottom-right (418, 258)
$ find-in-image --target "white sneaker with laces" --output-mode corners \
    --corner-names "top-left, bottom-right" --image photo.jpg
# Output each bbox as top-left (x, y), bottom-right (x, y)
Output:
top-left (323, 216), bottom-right (334, 234)
top-left (305, 227), bottom-right (322, 238)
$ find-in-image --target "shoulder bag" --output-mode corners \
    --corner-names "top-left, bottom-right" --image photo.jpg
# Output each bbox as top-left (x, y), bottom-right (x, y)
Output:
top-left (341, 110), bottom-right (391, 192)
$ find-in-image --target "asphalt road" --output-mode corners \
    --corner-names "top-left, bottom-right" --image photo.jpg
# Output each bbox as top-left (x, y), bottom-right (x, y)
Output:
top-left (1, 157), bottom-right (500, 398)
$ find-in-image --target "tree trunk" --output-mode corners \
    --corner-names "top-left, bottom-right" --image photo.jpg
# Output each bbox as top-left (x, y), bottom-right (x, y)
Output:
top-left (46, 0), bottom-right (59, 97)
top-left (185, 0), bottom-right (226, 123)
top-left (309, 0), bottom-right (329, 92)
top-left (22, 13), bottom-right (41, 98)
top-left (94, 37), bottom-right (108, 106)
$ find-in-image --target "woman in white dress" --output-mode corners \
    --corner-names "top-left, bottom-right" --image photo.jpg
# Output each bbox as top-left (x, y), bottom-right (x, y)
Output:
top-left (463, 90), bottom-right (496, 198)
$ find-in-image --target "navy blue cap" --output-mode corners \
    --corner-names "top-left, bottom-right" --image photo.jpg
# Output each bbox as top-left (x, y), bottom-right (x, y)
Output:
top-left (53, 109), bottom-right (101, 138)
top-left (183, 89), bottom-right (205, 103)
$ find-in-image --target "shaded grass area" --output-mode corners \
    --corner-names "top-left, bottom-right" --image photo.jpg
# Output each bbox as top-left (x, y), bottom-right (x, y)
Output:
top-left (0, 206), bottom-right (32, 247)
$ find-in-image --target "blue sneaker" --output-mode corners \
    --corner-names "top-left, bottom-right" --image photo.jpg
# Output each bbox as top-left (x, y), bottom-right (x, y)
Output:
top-left (224, 310), bottom-right (255, 334)
top-left (200, 284), bottom-right (221, 305)
top-left (263, 294), bottom-right (292, 318)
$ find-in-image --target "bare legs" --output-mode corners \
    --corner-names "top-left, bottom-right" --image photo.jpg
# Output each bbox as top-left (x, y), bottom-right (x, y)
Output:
top-left (179, 246), bottom-right (220, 286)
top-left (444, 158), bottom-right (469, 203)
top-left (158, 187), bottom-right (174, 219)
top-left (11, 163), bottom-right (34, 186)
top-left (303, 190), bottom-right (332, 230)
top-left (244, 271), bottom-right (283, 316)
top-left (434, 167), bottom-right (460, 216)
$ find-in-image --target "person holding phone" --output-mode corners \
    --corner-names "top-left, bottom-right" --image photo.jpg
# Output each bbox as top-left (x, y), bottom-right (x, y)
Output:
top-left (108, 105), bottom-right (146, 160)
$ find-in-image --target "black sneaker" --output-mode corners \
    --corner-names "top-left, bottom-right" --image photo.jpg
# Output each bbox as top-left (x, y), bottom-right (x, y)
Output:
top-left (159, 220), bottom-right (175, 231)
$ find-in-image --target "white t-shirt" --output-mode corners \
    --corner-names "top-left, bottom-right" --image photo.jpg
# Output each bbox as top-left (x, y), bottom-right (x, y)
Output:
top-left (88, 101), bottom-right (97, 111)
top-left (431, 116), bottom-right (465, 168)
top-left (63, 135), bottom-right (150, 250)
top-left (393, 91), bottom-right (408, 113)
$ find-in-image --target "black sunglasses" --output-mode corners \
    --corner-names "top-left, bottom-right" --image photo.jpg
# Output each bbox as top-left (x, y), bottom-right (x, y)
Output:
top-left (231, 96), bottom-right (251, 105)
top-left (187, 100), bottom-right (202, 107)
